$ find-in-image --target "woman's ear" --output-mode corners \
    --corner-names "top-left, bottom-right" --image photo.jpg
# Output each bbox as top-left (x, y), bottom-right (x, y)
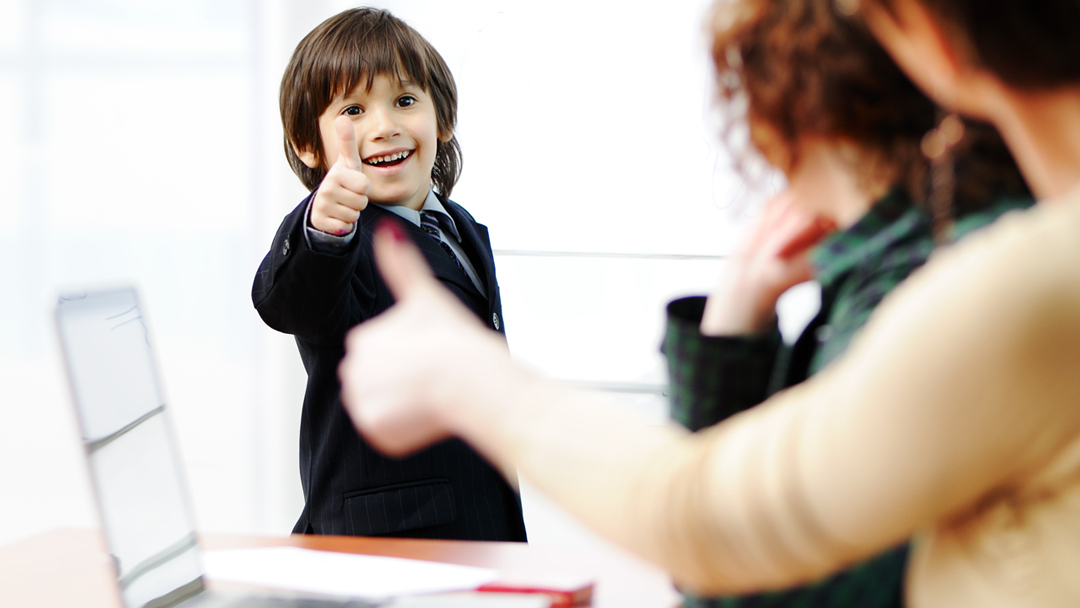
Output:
top-left (292, 142), bottom-right (320, 169)
top-left (438, 127), bottom-right (454, 144)
top-left (863, 0), bottom-right (998, 120)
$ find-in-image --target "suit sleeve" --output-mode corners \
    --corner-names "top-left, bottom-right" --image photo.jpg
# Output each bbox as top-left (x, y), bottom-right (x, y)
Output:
top-left (251, 194), bottom-right (380, 346)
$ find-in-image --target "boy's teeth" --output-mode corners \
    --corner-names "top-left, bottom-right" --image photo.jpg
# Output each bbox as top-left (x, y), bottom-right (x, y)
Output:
top-left (369, 150), bottom-right (410, 165)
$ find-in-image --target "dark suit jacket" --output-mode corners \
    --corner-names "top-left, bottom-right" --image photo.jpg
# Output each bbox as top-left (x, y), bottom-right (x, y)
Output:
top-left (252, 192), bottom-right (526, 542)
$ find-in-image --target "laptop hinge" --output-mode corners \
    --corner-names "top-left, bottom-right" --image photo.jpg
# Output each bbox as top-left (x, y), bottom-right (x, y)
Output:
top-left (143, 577), bottom-right (205, 608)
top-left (86, 404), bottom-right (165, 453)
top-left (118, 532), bottom-right (200, 591)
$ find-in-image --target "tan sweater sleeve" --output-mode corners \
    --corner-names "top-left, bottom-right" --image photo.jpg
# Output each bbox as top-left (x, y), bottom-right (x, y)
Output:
top-left (500, 196), bottom-right (1080, 595)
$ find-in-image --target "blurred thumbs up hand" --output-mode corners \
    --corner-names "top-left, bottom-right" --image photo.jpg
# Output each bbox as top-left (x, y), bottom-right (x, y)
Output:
top-left (338, 220), bottom-right (515, 458)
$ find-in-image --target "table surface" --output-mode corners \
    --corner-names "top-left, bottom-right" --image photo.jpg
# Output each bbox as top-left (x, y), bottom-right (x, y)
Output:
top-left (0, 529), bottom-right (681, 608)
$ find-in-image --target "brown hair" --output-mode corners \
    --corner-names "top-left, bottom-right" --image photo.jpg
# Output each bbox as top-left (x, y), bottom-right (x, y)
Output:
top-left (710, 0), bottom-right (1029, 211)
top-left (280, 8), bottom-right (462, 195)
top-left (866, 0), bottom-right (1080, 89)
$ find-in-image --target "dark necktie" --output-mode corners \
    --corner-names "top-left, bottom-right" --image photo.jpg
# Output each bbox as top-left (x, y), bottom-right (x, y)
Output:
top-left (419, 210), bottom-right (465, 274)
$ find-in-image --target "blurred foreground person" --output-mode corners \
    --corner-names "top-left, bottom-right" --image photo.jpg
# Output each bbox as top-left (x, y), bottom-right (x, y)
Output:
top-left (338, 0), bottom-right (1080, 605)
top-left (665, 0), bottom-right (1030, 606)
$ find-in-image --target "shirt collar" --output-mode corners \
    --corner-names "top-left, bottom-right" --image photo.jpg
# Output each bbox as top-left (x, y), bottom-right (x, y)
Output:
top-left (810, 188), bottom-right (927, 287)
top-left (374, 191), bottom-right (461, 242)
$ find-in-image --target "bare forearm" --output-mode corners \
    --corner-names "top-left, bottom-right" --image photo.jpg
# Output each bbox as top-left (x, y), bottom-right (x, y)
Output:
top-left (444, 364), bottom-right (856, 593)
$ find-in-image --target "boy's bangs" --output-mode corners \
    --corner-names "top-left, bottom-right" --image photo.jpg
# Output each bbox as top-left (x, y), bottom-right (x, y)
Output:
top-left (329, 24), bottom-right (433, 100)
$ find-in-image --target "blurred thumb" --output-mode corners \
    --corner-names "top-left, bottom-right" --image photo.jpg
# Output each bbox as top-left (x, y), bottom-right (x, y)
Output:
top-left (335, 115), bottom-right (363, 170)
top-left (373, 219), bottom-right (436, 302)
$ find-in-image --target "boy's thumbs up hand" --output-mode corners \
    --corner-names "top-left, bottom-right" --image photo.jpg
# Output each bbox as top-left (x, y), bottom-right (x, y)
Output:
top-left (338, 220), bottom-right (510, 457)
top-left (310, 115), bottom-right (370, 235)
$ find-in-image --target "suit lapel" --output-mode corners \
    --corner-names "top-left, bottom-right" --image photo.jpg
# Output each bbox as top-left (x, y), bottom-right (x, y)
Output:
top-left (400, 213), bottom-right (482, 299)
top-left (440, 198), bottom-right (495, 303)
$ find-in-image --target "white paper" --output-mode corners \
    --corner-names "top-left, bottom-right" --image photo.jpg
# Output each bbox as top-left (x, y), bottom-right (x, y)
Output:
top-left (203, 547), bottom-right (499, 600)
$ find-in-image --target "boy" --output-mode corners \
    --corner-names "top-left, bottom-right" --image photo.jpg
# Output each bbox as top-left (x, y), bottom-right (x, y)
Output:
top-left (252, 8), bottom-right (526, 542)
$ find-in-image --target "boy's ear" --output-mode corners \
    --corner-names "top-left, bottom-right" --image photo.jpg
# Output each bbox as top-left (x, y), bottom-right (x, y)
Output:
top-left (292, 142), bottom-right (320, 169)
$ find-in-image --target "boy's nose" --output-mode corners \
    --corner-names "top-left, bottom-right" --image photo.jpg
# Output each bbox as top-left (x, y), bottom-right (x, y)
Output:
top-left (368, 107), bottom-right (400, 140)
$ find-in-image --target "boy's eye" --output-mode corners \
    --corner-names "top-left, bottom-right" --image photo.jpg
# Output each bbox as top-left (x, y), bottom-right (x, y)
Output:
top-left (342, 106), bottom-right (362, 116)
top-left (396, 95), bottom-right (417, 108)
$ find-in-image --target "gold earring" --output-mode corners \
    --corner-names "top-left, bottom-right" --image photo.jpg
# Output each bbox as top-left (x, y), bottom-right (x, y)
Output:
top-left (921, 113), bottom-right (964, 161)
top-left (922, 113), bottom-right (965, 241)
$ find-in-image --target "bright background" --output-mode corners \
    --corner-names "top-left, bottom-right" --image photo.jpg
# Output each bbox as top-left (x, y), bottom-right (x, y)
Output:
top-left (0, 0), bottom-right (809, 549)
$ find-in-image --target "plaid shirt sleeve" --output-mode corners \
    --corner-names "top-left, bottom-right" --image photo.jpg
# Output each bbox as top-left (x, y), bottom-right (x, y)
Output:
top-left (663, 296), bottom-right (783, 432)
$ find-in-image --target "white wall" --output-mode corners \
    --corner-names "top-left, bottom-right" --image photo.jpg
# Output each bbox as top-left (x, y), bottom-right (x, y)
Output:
top-left (0, 0), bottom-right (791, 549)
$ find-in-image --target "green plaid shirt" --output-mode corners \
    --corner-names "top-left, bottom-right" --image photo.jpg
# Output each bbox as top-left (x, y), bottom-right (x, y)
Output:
top-left (662, 191), bottom-right (1031, 608)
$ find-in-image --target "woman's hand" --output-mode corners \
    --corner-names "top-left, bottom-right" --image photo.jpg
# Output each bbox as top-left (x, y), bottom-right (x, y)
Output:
top-left (338, 220), bottom-right (513, 457)
top-left (701, 193), bottom-right (835, 336)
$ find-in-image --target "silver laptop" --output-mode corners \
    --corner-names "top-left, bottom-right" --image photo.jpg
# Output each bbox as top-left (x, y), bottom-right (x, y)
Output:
top-left (55, 286), bottom-right (378, 608)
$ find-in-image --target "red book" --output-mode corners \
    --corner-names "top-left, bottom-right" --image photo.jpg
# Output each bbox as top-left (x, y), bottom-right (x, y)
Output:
top-left (477, 576), bottom-right (595, 607)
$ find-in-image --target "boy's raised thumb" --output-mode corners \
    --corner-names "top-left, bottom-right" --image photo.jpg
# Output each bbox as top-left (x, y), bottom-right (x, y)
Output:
top-left (335, 115), bottom-right (363, 171)
top-left (373, 219), bottom-right (435, 303)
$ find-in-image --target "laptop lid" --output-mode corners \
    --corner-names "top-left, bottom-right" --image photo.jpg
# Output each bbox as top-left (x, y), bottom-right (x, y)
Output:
top-left (56, 287), bottom-right (206, 608)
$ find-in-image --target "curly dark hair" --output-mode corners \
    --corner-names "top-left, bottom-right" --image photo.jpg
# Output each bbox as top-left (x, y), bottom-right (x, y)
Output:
top-left (280, 8), bottom-right (462, 196)
top-left (710, 0), bottom-right (1029, 212)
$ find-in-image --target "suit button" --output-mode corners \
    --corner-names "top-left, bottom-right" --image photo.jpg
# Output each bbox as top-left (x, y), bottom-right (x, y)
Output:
top-left (492, 312), bottom-right (500, 330)
top-left (282, 237), bottom-right (291, 256)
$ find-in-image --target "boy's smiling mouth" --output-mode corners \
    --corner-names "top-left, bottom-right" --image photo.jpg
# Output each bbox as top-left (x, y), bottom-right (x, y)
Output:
top-left (364, 150), bottom-right (413, 167)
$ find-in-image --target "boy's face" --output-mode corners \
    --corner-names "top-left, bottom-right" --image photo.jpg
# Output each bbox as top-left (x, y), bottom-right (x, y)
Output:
top-left (302, 73), bottom-right (444, 211)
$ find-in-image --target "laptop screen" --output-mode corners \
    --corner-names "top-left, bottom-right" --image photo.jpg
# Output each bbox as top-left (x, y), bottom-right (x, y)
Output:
top-left (56, 287), bottom-right (205, 608)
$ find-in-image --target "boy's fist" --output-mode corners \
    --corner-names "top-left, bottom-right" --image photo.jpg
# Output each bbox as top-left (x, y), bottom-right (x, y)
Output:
top-left (311, 115), bottom-right (369, 235)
